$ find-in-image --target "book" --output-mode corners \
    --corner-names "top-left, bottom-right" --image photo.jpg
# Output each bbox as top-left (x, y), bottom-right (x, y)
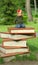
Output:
top-left (9, 34), bottom-right (35, 40)
top-left (0, 47), bottom-right (29, 54)
top-left (0, 32), bottom-right (10, 38)
top-left (0, 50), bottom-right (29, 58)
top-left (8, 27), bottom-right (35, 34)
top-left (0, 32), bottom-right (36, 40)
top-left (2, 39), bottom-right (27, 47)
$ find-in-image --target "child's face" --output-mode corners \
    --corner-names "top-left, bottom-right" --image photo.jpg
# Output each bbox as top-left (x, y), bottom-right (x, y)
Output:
top-left (17, 10), bottom-right (22, 16)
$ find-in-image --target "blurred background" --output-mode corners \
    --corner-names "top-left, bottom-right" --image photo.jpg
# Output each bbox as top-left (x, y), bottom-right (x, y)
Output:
top-left (0, 0), bottom-right (38, 25)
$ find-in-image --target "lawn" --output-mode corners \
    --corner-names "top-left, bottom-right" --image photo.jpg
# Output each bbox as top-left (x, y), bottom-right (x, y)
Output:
top-left (0, 25), bottom-right (14, 32)
top-left (26, 21), bottom-right (38, 32)
top-left (27, 37), bottom-right (38, 52)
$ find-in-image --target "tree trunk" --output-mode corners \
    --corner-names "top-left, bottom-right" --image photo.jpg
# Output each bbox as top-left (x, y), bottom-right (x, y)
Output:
top-left (34, 0), bottom-right (37, 15)
top-left (26, 0), bottom-right (33, 21)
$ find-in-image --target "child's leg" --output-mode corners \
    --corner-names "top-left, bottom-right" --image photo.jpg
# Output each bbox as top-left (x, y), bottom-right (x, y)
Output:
top-left (20, 23), bottom-right (25, 28)
top-left (15, 24), bottom-right (25, 28)
top-left (15, 24), bottom-right (20, 28)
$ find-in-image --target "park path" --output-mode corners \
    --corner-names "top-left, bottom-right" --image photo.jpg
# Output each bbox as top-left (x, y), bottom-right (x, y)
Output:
top-left (0, 61), bottom-right (38, 65)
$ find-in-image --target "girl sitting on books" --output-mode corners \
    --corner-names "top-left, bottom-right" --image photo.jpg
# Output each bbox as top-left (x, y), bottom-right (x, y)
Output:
top-left (15, 9), bottom-right (25, 28)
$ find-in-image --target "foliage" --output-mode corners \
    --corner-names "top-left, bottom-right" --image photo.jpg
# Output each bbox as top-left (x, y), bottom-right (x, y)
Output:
top-left (0, 0), bottom-right (25, 25)
top-left (30, 0), bottom-right (38, 8)
top-left (0, 0), bottom-right (16, 25)
top-left (0, 0), bottom-right (38, 24)
top-left (27, 37), bottom-right (38, 52)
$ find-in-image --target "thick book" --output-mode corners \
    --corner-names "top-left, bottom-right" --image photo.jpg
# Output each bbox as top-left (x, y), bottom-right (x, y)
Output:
top-left (0, 47), bottom-right (29, 54)
top-left (8, 34), bottom-right (35, 40)
top-left (0, 32), bottom-right (10, 39)
top-left (2, 39), bottom-right (27, 47)
top-left (0, 51), bottom-right (30, 58)
top-left (0, 32), bottom-right (36, 40)
top-left (8, 27), bottom-right (35, 34)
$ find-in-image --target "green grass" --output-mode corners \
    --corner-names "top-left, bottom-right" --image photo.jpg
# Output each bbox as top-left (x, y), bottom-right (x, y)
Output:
top-left (11, 53), bottom-right (37, 61)
top-left (0, 25), bottom-right (15, 32)
top-left (0, 38), bottom-right (3, 44)
top-left (27, 37), bottom-right (38, 51)
top-left (16, 53), bottom-right (37, 61)
top-left (26, 21), bottom-right (38, 32)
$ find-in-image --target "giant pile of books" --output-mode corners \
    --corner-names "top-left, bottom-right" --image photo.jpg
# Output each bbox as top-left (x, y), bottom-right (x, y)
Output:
top-left (0, 28), bottom-right (36, 57)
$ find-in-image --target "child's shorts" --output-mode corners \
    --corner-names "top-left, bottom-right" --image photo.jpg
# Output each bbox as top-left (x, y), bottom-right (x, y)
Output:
top-left (15, 24), bottom-right (25, 28)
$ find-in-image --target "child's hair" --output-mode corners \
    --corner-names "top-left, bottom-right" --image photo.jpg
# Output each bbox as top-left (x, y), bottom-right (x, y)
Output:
top-left (17, 9), bottom-right (22, 13)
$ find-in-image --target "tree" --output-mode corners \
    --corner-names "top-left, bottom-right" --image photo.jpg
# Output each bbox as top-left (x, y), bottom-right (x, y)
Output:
top-left (26, 0), bottom-right (33, 21)
top-left (34, 0), bottom-right (37, 15)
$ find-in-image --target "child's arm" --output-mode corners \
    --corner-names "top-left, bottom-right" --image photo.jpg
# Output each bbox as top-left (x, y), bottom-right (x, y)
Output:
top-left (13, 16), bottom-right (17, 24)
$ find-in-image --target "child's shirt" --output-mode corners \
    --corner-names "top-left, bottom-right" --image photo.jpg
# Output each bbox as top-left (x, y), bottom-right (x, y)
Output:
top-left (15, 16), bottom-right (23, 24)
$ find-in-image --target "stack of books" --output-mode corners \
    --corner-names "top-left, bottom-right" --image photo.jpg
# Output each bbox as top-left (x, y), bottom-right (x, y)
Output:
top-left (0, 39), bottom-right (29, 57)
top-left (8, 27), bottom-right (36, 40)
top-left (0, 27), bottom-right (36, 57)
